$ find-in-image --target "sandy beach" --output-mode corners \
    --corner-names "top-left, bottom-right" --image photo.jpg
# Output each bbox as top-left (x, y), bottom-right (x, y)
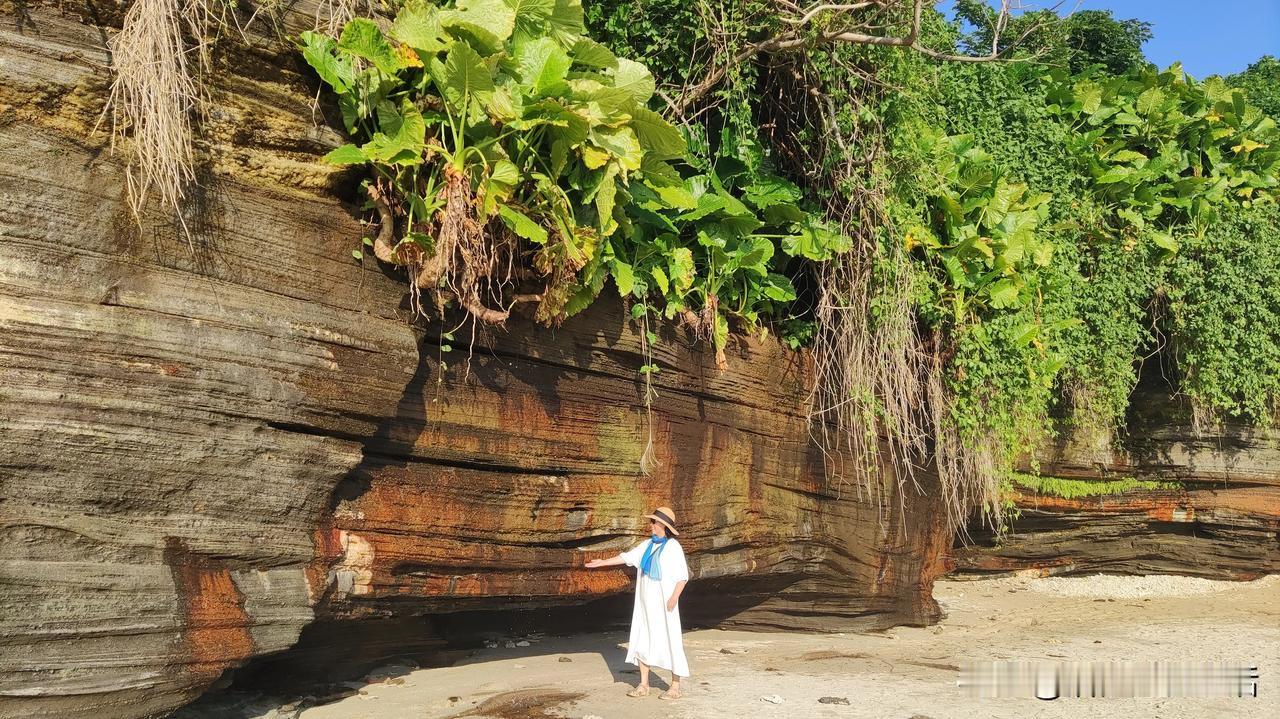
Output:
top-left (205, 573), bottom-right (1280, 719)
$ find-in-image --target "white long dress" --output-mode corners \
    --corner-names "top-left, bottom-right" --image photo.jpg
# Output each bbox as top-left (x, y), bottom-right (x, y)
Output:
top-left (621, 537), bottom-right (690, 677)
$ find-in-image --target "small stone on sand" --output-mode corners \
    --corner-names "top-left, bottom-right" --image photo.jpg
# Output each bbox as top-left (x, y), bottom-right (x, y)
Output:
top-left (760, 694), bottom-right (784, 704)
top-left (818, 696), bottom-right (850, 705)
top-left (559, 656), bottom-right (573, 662)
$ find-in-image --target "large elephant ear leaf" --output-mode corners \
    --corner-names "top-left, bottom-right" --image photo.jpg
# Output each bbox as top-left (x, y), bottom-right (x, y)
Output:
top-left (595, 164), bottom-right (620, 236)
top-left (986, 278), bottom-right (1022, 309)
top-left (437, 41), bottom-right (495, 108)
top-left (783, 219), bottom-right (851, 261)
top-left (390, 0), bottom-right (449, 54)
top-left (631, 107), bottom-right (686, 160)
top-left (612, 58), bottom-right (655, 105)
top-left (440, 0), bottom-right (516, 54)
top-left (360, 101), bottom-right (427, 165)
top-left (498, 205), bottom-right (549, 244)
top-left (509, 0), bottom-right (556, 42)
top-left (299, 31), bottom-right (355, 93)
top-left (591, 127), bottom-right (643, 171)
top-left (516, 36), bottom-right (572, 97)
top-left (337, 19), bottom-right (404, 76)
top-left (570, 37), bottom-right (617, 70)
top-left (321, 143), bottom-right (366, 165)
top-left (547, 0), bottom-right (586, 46)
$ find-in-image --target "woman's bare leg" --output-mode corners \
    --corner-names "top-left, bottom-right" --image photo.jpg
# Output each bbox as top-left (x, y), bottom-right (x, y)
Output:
top-left (626, 661), bottom-right (651, 696)
top-left (660, 673), bottom-right (682, 699)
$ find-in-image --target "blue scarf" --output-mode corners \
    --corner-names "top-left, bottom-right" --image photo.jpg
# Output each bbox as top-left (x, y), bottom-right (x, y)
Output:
top-left (639, 535), bottom-right (668, 580)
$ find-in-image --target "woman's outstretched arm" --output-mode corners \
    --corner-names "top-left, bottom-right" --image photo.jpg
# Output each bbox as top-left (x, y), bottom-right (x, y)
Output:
top-left (585, 554), bottom-right (626, 568)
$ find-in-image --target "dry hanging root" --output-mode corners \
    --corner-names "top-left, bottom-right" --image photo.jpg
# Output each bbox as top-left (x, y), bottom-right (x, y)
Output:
top-left (102, 0), bottom-right (260, 231)
top-left (679, 295), bottom-right (726, 368)
top-left (365, 172), bottom-right (540, 325)
top-left (102, 0), bottom-right (201, 224)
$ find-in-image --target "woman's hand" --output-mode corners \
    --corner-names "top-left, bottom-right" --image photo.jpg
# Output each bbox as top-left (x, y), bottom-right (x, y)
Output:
top-left (666, 579), bottom-right (687, 612)
top-left (584, 554), bottom-right (625, 569)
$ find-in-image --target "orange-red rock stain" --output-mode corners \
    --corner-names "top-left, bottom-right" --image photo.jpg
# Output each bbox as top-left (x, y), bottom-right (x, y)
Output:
top-left (164, 539), bottom-right (255, 682)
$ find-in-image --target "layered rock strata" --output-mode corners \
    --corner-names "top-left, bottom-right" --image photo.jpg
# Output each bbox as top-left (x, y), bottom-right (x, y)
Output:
top-left (955, 388), bottom-right (1280, 579)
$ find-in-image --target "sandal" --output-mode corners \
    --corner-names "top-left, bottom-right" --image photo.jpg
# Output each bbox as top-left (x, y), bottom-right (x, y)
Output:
top-left (626, 686), bottom-right (650, 698)
top-left (659, 689), bottom-right (681, 700)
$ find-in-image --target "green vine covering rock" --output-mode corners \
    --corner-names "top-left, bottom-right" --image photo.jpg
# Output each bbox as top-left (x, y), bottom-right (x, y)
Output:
top-left (1167, 204), bottom-right (1280, 426)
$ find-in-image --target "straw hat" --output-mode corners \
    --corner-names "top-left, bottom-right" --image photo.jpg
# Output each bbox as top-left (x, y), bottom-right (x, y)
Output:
top-left (645, 506), bottom-right (679, 536)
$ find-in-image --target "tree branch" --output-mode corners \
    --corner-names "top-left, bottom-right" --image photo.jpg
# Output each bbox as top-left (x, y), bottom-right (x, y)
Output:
top-left (676, 0), bottom-right (1055, 111)
top-left (780, 3), bottom-right (883, 26)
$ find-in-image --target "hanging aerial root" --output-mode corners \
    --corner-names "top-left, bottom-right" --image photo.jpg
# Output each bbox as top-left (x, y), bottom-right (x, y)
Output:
top-left (102, 0), bottom-right (199, 223)
top-left (366, 184), bottom-right (402, 265)
top-left (396, 166), bottom-right (537, 326)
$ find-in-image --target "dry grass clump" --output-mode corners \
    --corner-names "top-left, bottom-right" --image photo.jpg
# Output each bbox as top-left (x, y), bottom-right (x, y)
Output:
top-left (102, 0), bottom-right (201, 224)
top-left (315, 0), bottom-right (372, 36)
top-left (102, 0), bottom-right (331, 229)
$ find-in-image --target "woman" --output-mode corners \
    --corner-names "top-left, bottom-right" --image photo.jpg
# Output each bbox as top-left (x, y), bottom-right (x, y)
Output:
top-left (585, 506), bottom-right (690, 699)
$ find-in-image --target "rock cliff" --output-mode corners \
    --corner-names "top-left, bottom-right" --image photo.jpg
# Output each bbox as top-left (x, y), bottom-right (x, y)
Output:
top-left (955, 384), bottom-right (1280, 579)
top-left (0, 4), bottom-right (949, 718)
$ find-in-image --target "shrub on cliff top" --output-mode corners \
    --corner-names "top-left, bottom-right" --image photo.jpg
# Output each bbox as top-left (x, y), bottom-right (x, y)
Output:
top-left (299, 0), bottom-right (850, 363)
top-left (300, 0), bottom-right (688, 325)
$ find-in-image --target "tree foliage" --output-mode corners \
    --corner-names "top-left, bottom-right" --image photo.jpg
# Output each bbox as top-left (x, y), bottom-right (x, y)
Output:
top-left (1228, 55), bottom-right (1280, 122)
top-left (955, 2), bottom-right (1151, 74)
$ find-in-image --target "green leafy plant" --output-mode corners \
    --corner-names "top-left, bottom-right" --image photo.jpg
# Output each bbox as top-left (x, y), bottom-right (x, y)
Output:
top-left (1049, 64), bottom-right (1280, 254)
top-left (299, 0), bottom-right (686, 324)
top-left (300, 1), bottom-right (847, 363)
top-left (601, 140), bottom-right (849, 366)
top-left (901, 131), bottom-right (1054, 324)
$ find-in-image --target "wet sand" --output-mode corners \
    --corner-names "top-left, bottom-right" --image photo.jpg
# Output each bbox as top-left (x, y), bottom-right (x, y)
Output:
top-left (250, 574), bottom-right (1280, 719)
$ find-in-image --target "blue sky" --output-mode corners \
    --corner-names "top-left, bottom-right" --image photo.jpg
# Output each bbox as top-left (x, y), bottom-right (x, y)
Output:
top-left (938, 1), bottom-right (1280, 78)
